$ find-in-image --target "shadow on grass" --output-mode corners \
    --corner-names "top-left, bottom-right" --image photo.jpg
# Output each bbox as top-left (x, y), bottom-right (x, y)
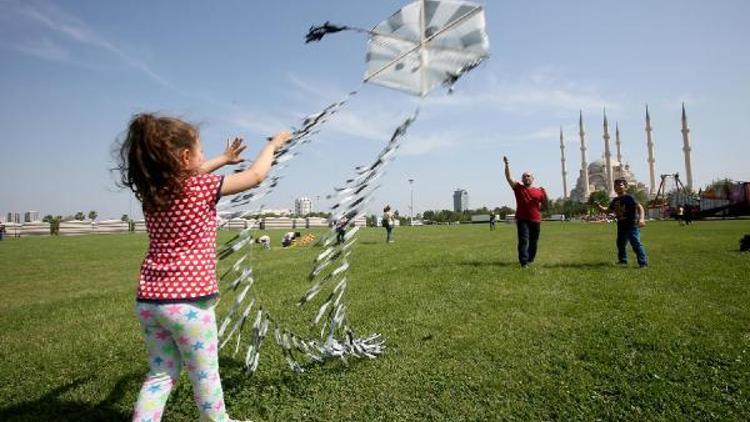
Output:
top-left (219, 352), bottom-right (371, 395)
top-left (0, 373), bottom-right (139, 421)
top-left (538, 262), bottom-right (613, 269)
top-left (458, 260), bottom-right (613, 269)
top-left (457, 260), bottom-right (518, 268)
top-left (359, 240), bottom-right (384, 245)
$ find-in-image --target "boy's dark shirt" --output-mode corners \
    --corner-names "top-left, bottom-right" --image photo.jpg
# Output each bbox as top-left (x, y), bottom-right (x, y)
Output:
top-left (608, 194), bottom-right (639, 227)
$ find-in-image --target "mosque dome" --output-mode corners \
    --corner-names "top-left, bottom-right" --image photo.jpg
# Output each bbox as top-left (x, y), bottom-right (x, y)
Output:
top-left (570, 155), bottom-right (644, 202)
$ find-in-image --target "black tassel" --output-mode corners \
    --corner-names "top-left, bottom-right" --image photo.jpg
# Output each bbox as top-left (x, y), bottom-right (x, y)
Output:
top-left (305, 21), bottom-right (349, 43)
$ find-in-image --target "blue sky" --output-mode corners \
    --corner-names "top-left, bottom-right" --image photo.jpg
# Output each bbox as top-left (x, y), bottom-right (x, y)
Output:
top-left (1, 0), bottom-right (748, 220)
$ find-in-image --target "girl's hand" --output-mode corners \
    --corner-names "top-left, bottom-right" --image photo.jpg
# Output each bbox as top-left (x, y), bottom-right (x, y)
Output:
top-left (269, 131), bottom-right (292, 150)
top-left (224, 137), bottom-right (247, 164)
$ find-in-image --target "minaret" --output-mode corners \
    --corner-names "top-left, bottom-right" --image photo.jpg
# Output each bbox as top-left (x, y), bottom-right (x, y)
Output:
top-left (602, 108), bottom-right (614, 196)
top-left (578, 110), bottom-right (590, 200)
top-left (560, 127), bottom-right (568, 199)
top-left (645, 105), bottom-right (656, 196)
top-left (615, 122), bottom-right (623, 164)
top-left (681, 102), bottom-right (694, 191)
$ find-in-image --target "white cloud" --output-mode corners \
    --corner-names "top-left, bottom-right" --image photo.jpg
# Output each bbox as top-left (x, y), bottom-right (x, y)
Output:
top-left (247, 68), bottom-right (622, 157)
top-left (423, 66), bottom-right (621, 115)
top-left (400, 132), bottom-right (458, 156)
top-left (6, 38), bottom-right (69, 62)
top-left (286, 73), bottom-right (349, 102)
top-left (326, 108), bottom-right (396, 141)
top-left (2, 0), bottom-right (170, 87)
top-left (656, 95), bottom-right (699, 112)
top-left (224, 111), bottom-right (289, 137)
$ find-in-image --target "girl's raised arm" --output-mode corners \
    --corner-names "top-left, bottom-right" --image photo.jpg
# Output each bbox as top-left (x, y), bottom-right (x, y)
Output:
top-left (221, 131), bottom-right (291, 196)
top-left (200, 137), bottom-right (247, 174)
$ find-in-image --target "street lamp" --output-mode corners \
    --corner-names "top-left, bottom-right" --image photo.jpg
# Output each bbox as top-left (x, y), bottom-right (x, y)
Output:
top-left (408, 178), bottom-right (415, 225)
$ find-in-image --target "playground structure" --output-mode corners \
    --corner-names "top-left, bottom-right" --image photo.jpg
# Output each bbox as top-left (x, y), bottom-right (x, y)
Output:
top-left (696, 180), bottom-right (750, 218)
top-left (648, 173), bottom-right (750, 219)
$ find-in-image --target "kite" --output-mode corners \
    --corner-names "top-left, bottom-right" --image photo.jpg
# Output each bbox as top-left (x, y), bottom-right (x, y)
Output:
top-left (306, 0), bottom-right (490, 95)
top-left (215, 0), bottom-right (489, 375)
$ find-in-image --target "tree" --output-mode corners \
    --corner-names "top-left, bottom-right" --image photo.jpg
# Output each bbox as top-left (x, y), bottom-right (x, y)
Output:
top-left (627, 186), bottom-right (649, 205)
top-left (74, 212), bottom-right (85, 221)
top-left (472, 206), bottom-right (490, 216)
top-left (493, 206), bottom-right (515, 219)
top-left (43, 215), bottom-right (54, 223)
top-left (88, 211), bottom-right (98, 221)
top-left (121, 214), bottom-right (130, 222)
top-left (50, 216), bottom-right (62, 235)
top-left (548, 198), bottom-right (588, 218)
top-left (588, 190), bottom-right (610, 207)
top-left (307, 211), bottom-right (332, 219)
top-left (366, 214), bottom-right (378, 227)
top-left (703, 178), bottom-right (735, 199)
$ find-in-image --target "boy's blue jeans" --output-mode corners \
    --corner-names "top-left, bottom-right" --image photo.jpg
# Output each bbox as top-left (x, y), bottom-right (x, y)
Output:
top-left (616, 223), bottom-right (648, 266)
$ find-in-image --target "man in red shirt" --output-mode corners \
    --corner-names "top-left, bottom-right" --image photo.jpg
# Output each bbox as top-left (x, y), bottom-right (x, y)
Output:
top-left (503, 156), bottom-right (548, 267)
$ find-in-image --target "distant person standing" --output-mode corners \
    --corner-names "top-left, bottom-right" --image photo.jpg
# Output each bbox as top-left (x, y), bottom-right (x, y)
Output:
top-left (0, 223), bottom-right (5, 241)
top-left (335, 215), bottom-right (349, 244)
top-left (676, 205), bottom-right (685, 225)
top-left (596, 178), bottom-right (648, 268)
top-left (489, 214), bottom-right (496, 231)
top-left (382, 205), bottom-right (395, 243)
top-left (503, 156), bottom-right (548, 267)
top-left (683, 204), bottom-right (693, 225)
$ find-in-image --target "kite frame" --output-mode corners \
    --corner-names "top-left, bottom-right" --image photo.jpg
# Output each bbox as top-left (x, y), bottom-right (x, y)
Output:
top-left (363, 1), bottom-right (485, 96)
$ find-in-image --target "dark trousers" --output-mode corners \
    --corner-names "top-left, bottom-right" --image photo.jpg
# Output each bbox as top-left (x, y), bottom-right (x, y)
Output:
top-left (336, 229), bottom-right (346, 244)
top-left (516, 220), bottom-right (540, 265)
top-left (616, 224), bottom-right (648, 266)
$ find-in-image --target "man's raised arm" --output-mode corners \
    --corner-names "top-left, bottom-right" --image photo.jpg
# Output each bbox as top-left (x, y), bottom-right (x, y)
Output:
top-left (502, 155), bottom-right (516, 188)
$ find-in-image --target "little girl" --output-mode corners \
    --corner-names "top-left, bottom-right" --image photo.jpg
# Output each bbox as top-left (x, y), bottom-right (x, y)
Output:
top-left (117, 113), bottom-right (290, 422)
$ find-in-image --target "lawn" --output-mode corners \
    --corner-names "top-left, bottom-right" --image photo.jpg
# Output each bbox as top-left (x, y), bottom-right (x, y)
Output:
top-left (1, 220), bottom-right (749, 421)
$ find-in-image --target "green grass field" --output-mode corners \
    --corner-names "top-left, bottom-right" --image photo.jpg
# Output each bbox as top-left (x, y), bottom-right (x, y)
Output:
top-left (1, 220), bottom-right (749, 421)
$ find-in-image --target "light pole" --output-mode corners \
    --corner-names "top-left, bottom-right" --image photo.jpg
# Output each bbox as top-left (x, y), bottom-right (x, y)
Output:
top-left (408, 178), bottom-right (414, 225)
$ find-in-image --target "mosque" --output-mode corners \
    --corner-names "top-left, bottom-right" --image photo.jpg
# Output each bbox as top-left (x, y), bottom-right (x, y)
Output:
top-left (569, 156), bottom-right (646, 202)
top-left (560, 104), bottom-right (694, 203)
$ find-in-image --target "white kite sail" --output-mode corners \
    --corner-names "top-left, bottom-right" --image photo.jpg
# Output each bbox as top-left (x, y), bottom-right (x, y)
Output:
top-left (306, 0), bottom-right (490, 96)
top-left (364, 0), bottom-right (489, 96)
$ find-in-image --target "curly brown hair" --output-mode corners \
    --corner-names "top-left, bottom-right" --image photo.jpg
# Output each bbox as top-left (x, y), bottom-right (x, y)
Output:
top-left (115, 113), bottom-right (199, 212)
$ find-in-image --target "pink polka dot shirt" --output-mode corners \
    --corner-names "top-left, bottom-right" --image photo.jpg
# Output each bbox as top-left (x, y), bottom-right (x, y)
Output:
top-left (137, 174), bottom-right (224, 302)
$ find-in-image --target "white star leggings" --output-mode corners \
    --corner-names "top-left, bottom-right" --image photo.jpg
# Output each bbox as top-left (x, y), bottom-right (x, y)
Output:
top-left (133, 298), bottom-right (231, 422)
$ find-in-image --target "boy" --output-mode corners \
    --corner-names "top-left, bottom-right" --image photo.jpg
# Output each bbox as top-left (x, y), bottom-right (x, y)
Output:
top-left (596, 179), bottom-right (648, 268)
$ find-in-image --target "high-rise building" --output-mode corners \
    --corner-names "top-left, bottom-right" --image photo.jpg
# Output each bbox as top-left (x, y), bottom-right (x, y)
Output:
top-left (453, 189), bottom-right (469, 212)
top-left (24, 210), bottom-right (40, 223)
top-left (294, 197), bottom-right (312, 216)
top-left (13, 213), bottom-right (21, 224)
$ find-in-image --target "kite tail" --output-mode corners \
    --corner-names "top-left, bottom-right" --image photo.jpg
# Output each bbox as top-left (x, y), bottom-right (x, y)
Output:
top-left (443, 57), bottom-right (487, 94)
